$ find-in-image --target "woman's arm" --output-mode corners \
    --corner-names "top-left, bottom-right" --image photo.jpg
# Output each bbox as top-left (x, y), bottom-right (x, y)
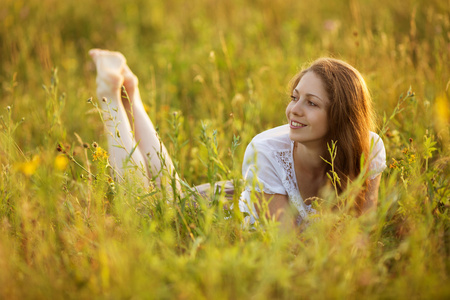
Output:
top-left (256, 193), bottom-right (296, 229)
top-left (363, 174), bottom-right (381, 212)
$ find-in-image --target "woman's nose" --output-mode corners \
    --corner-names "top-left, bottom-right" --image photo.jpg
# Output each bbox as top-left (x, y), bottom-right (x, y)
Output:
top-left (291, 100), bottom-right (304, 115)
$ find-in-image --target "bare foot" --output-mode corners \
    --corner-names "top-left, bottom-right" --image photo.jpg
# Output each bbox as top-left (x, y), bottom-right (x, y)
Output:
top-left (90, 49), bottom-right (144, 112)
top-left (120, 63), bottom-right (142, 112)
top-left (89, 49), bottom-right (126, 103)
top-left (122, 64), bottom-right (138, 97)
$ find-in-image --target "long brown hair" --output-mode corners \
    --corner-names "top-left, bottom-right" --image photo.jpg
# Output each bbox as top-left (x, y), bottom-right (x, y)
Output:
top-left (290, 58), bottom-right (375, 211)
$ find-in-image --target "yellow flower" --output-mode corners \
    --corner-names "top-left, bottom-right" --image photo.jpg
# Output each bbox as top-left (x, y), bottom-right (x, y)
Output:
top-left (54, 154), bottom-right (69, 171)
top-left (434, 94), bottom-right (449, 125)
top-left (93, 146), bottom-right (108, 161)
top-left (389, 158), bottom-right (399, 170)
top-left (15, 155), bottom-right (40, 176)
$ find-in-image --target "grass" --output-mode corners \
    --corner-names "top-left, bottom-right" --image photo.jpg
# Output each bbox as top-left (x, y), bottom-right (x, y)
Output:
top-left (1, 0), bottom-right (449, 298)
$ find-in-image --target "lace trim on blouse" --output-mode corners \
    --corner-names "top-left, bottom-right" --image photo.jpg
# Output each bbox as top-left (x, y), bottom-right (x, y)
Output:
top-left (272, 143), bottom-right (310, 221)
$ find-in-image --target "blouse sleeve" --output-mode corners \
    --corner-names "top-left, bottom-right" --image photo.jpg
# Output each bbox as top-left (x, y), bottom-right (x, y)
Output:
top-left (241, 141), bottom-right (287, 195)
top-left (368, 132), bottom-right (387, 180)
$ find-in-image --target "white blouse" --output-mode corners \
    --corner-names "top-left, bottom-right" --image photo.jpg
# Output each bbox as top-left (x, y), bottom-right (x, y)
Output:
top-left (238, 124), bottom-right (387, 225)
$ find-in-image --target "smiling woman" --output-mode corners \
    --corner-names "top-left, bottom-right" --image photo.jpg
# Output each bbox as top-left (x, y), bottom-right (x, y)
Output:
top-left (286, 71), bottom-right (330, 146)
top-left (90, 50), bottom-right (386, 228)
top-left (238, 58), bottom-right (386, 227)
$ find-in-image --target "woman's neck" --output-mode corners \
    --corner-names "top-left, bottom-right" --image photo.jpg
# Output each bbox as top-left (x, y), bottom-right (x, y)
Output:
top-left (293, 141), bottom-right (328, 178)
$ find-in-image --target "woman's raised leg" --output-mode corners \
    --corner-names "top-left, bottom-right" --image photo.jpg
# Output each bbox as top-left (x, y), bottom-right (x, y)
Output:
top-left (89, 49), bottom-right (179, 191)
top-left (120, 61), bottom-right (180, 189)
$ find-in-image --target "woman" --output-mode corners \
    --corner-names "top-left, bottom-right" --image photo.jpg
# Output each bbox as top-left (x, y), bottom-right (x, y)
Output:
top-left (239, 59), bottom-right (386, 226)
top-left (89, 49), bottom-right (386, 226)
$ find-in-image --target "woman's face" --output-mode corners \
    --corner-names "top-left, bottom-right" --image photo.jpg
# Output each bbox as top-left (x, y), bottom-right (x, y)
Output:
top-left (285, 71), bottom-right (330, 147)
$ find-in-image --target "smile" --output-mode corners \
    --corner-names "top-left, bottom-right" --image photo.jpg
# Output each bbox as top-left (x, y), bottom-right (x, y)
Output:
top-left (290, 121), bottom-right (307, 128)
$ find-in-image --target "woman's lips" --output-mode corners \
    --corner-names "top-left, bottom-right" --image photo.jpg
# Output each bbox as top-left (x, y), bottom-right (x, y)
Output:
top-left (290, 120), bottom-right (306, 128)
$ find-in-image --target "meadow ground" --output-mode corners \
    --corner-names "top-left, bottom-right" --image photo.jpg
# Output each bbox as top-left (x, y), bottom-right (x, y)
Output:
top-left (1, 0), bottom-right (449, 298)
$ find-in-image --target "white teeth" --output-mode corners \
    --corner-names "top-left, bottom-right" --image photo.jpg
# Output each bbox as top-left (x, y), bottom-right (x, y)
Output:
top-left (291, 121), bottom-right (305, 127)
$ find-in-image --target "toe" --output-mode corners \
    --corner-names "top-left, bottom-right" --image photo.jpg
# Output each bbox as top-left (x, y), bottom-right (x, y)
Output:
top-left (89, 48), bottom-right (101, 61)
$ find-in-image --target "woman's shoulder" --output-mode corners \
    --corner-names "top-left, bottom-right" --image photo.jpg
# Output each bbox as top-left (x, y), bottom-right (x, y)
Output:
top-left (369, 131), bottom-right (382, 141)
top-left (369, 131), bottom-right (386, 151)
top-left (249, 124), bottom-right (291, 151)
top-left (368, 131), bottom-right (387, 178)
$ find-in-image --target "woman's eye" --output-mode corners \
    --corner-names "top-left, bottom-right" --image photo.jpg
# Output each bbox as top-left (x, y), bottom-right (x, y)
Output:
top-left (290, 95), bottom-right (298, 102)
top-left (308, 101), bottom-right (317, 106)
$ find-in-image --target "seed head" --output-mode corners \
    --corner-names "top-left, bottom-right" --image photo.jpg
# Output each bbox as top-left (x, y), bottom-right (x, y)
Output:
top-left (102, 97), bottom-right (107, 103)
top-left (92, 142), bottom-right (98, 148)
top-left (83, 143), bottom-right (90, 149)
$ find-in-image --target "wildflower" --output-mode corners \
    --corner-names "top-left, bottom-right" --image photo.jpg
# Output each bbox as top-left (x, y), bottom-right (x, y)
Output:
top-left (92, 142), bottom-right (98, 148)
top-left (87, 97), bottom-right (93, 103)
top-left (83, 143), bottom-right (90, 149)
top-left (102, 97), bottom-right (107, 103)
top-left (389, 158), bottom-right (399, 170)
top-left (54, 154), bottom-right (69, 171)
top-left (93, 146), bottom-right (108, 161)
top-left (15, 155), bottom-right (40, 176)
top-left (408, 155), bottom-right (416, 163)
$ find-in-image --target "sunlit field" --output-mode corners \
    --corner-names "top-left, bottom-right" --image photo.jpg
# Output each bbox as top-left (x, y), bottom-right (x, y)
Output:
top-left (1, 0), bottom-right (449, 298)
